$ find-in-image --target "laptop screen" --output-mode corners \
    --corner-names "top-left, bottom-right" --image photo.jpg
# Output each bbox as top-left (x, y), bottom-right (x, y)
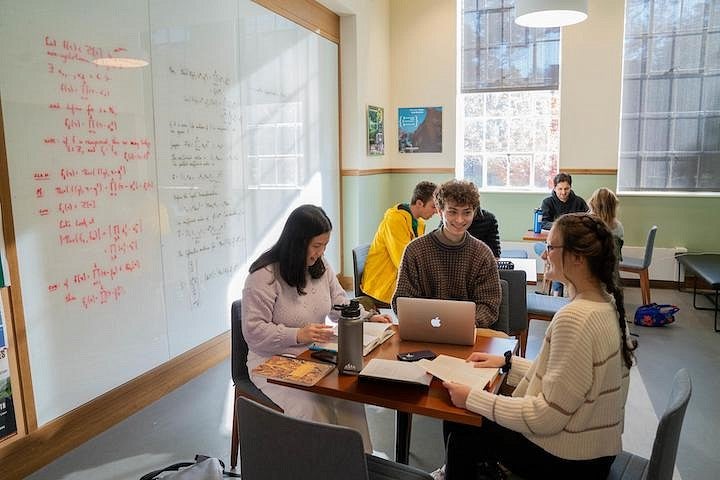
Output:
top-left (396, 297), bottom-right (476, 346)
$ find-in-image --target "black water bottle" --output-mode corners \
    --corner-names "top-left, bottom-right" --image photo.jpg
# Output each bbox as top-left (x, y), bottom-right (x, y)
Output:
top-left (334, 299), bottom-right (363, 375)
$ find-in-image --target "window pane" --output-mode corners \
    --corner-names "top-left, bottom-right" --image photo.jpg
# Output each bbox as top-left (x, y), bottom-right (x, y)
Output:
top-left (460, 1), bottom-right (561, 191)
top-left (534, 155), bottom-right (556, 188)
top-left (464, 155), bottom-right (484, 183)
top-left (652, 0), bottom-right (681, 34)
top-left (703, 117), bottom-right (720, 150)
top-left (640, 157), bottom-right (670, 188)
top-left (621, 119), bottom-right (641, 152)
top-left (649, 35), bottom-right (673, 73)
top-left (461, 0), bottom-right (559, 92)
top-left (670, 156), bottom-right (699, 188)
top-left (674, 34), bottom-right (702, 71)
top-left (626, 0), bottom-right (650, 34)
top-left (706, 32), bottom-right (720, 71)
top-left (618, 156), bottom-right (640, 188)
top-left (679, 0), bottom-right (706, 31)
top-left (673, 118), bottom-right (700, 150)
top-left (486, 118), bottom-right (508, 151)
top-left (508, 155), bottom-right (531, 186)
top-left (464, 119), bottom-right (484, 152)
top-left (486, 155), bottom-right (508, 186)
top-left (645, 79), bottom-right (671, 113)
top-left (623, 38), bottom-right (645, 76)
top-left (644, 118), bottom-right (670, 151)
top-left (622, 79), bottom-right (642, 114)
top-left (698, 154), bottom-right (720, 187)
top-left (702, 75), bottom-right (720, 111)
top-left (673, 77), bottom-right (701, 112)
top-left (461, 91), bottom-right (559, 190)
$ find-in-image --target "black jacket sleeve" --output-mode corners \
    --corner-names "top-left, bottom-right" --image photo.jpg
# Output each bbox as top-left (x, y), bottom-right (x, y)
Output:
top-left (468, 209), bottom-right (501, 258)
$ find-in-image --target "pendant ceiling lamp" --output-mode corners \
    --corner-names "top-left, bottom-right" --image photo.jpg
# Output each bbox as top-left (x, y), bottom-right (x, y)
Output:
top-left (515, 0), bottom-right (588, 28)
top-left (93, 46), bottom-right (149, 69)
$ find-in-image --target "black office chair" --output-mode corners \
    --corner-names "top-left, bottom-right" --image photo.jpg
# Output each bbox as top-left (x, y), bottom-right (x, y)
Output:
top-left (237, 397), bottom-right (433, 480)
top-left (230, 299), bottom-right (282, 469)
top-left (497, 270), bottom-right (529, 356)
top-left (352, 243), bottom-right (371, 298)
top-left (608, 368), bottom-right (692, 480)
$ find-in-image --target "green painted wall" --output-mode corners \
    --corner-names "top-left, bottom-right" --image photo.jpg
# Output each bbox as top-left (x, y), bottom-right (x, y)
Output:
top-left (340, 172), bottom-right (720, 276)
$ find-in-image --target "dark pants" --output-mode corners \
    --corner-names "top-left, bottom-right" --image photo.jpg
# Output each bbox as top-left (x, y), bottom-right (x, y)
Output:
top-left (442, 420), bottom-right (614, 480)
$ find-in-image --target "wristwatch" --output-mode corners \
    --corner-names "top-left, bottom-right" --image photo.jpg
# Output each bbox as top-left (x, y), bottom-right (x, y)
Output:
top-left (501, 350), bottom-right (512, 373)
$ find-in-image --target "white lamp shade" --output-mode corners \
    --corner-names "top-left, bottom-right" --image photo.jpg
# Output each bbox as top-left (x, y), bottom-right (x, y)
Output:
top-left (515, 0), bottom-right (588, 28)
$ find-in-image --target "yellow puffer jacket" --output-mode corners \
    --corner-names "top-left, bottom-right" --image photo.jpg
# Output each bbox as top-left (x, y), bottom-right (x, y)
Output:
top-left (361, 206), bottom-right (425, 304)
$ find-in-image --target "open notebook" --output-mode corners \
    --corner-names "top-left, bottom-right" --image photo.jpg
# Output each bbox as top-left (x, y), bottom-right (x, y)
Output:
top-left (417, 355), bottom-right (498, 389)
top-left (309, 322), bottom-right (394, 356)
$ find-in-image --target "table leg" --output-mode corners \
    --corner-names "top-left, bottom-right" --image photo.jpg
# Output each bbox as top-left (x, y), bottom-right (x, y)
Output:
top-left (395, 411), bottom-right (412, 464)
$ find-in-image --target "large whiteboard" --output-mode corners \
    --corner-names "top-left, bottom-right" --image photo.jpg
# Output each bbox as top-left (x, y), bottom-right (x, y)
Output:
top-left (0, 0), bottom-right (339, 425)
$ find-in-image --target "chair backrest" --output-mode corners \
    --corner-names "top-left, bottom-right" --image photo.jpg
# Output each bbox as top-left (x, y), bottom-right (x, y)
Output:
top-left (494, 279), bottom-right (510, 333)
top-left (352, 244), bottom-right (371, 298)
top-left (231, 299), bottom-right (250, 384)
top-left (498, 270), bottom-right (528, 335)
top-left (646, 368), bottom-right (692, 480)
top-left (641, 226), bottom-right (658, 269)
top-left (237, 397), bottom-right (369, 480)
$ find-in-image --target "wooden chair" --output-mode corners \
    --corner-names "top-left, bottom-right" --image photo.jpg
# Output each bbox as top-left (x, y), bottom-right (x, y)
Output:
top-left (619, 226), bottom-right (658, 305)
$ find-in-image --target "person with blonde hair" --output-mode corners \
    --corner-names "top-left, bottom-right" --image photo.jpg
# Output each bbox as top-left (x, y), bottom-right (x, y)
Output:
top-left (589, 187), bottom-right (624, 259)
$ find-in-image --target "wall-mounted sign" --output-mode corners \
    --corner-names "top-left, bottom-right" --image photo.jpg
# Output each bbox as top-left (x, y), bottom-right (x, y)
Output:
top-left (398, 106), bottom-right (442, 153)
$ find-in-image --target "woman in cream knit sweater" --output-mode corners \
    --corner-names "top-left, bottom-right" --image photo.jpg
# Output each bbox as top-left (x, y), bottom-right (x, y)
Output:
top-left (440, 213), bottom-right (637, 479)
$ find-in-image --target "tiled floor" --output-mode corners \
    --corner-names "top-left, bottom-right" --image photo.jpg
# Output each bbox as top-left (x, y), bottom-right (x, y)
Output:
top-left (25, 285), bottom-right (719, 479)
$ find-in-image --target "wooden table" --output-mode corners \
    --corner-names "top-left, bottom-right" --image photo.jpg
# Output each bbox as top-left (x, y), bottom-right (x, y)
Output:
top-left (522, 229), bottom-right (549, 241)
top-left (270, 328), bottom-right (517, 464)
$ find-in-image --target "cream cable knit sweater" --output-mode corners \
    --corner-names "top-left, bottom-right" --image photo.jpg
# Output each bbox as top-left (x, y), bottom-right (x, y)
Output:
top-left (466, 299), bottom-right (630, 460)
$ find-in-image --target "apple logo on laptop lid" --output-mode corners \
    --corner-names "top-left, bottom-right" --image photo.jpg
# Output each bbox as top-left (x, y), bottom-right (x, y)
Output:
top-left (430, 316), bottom-right (442, 328)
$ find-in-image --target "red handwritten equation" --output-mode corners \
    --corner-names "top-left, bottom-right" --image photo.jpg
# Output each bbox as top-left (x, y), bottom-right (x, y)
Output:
top-left (40, 35), bottom-right (155, 309)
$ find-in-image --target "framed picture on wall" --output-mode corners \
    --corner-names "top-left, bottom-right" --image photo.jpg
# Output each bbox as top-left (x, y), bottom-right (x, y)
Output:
top-left (398, 106), bottom-right (442, 153)
top-left (367, 105), bottom-right (384, 155)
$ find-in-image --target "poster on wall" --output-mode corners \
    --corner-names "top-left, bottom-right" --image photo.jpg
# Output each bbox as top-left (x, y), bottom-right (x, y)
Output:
top-left (367, 105), bottom-right (384, 155)
top-left (0, 302), bottom-right (17, 440)
top-left (398, 106), bottom-right (442, 153)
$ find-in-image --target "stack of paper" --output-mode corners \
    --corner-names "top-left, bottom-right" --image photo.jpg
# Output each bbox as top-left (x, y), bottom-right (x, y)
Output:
top-left (358, 358), bottom-right (432, 387)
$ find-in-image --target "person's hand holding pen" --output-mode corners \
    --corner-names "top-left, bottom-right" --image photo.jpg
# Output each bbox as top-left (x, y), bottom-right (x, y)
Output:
top-left (297, 323), bottom-right (334, 344)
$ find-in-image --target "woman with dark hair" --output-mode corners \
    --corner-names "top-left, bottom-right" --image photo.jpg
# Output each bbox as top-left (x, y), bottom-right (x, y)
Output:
top-left (434, 212), bottom-right (636, 480)
top-left (242, 204), bottom-right (388, 452)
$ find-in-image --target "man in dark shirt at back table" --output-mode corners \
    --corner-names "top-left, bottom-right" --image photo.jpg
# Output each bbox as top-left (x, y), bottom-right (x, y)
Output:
top-left (467, 207), bottom-right (501, 258)
top-left (540, 172), bottom-right (588, 230)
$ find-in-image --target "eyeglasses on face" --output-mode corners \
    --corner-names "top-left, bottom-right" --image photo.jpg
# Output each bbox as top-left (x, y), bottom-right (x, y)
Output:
top-left (545, 244), bottom-right (564, 253)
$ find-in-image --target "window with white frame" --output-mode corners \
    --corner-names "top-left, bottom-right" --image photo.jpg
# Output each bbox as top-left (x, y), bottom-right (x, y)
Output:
top-left (460, 0), bottom-right (561, 190)
top-left (618, 0), bottom-right (720, 193)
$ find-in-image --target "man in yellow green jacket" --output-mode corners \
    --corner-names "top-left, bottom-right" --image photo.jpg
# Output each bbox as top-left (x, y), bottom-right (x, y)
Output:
top-left (361, 181), bottom-right (437, 305)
